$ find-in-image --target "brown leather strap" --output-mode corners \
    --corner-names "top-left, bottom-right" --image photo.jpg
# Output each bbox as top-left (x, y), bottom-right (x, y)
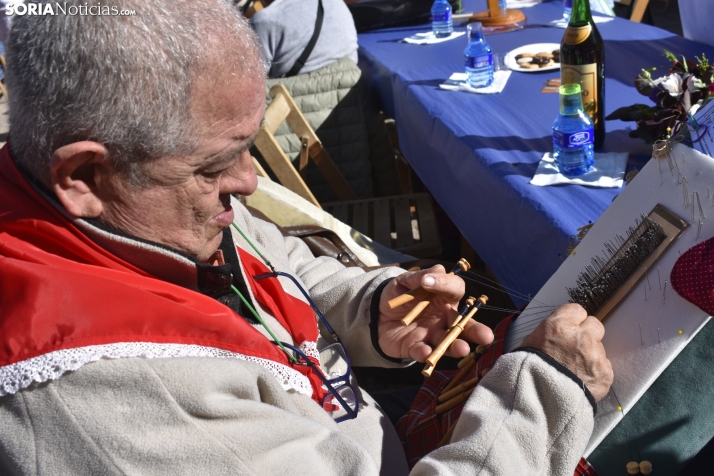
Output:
top-left (281, 224), bottom-right (366, 268)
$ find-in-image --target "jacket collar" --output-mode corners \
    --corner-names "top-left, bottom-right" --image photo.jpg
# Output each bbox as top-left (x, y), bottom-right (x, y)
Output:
top-left (19, 161), bottom-right (234, 295)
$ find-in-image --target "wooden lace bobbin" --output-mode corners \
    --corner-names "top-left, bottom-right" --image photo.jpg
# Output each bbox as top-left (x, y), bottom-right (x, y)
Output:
top-left (388, 259), bottom-right (470, 309)
top-left (626, 461), bottom-right (640, 474)
top-left (387, 259), bottom-right (471, 327)
top-left (652, 138), bottom-right (670, 160)
top-left (388, 287), bottom-right (431, 311)
top-left (422, 295), bottom-right (488, 377)
top-left (625, 169), bottom-right (639, 185)
top-left (475, 344), bottom-right (487, 354)
top-left (438, 421), bottom-right (458, 448)
top-left (457, 351), bottom-right (475, 369)
top-left (435, 388), bottom-right (475, 415)
top-left (440, 358), bottom-right (476, 395)
top-left (426, 297), bottom-right (477, 380)
top-left (639, 461), bottom-right (652, 475)
top-left (437, 376), bottom-right (479, 404)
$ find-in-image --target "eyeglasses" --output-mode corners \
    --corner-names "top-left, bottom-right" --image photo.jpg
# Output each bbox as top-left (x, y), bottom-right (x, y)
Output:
top-left (274, 341), bottom-right (358, 422)
top-left (254, 271), bottom-right (359, 422)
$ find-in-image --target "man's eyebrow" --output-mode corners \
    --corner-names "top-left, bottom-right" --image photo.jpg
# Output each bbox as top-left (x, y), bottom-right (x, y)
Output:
top-left (200, 148), bottom-right (242, 170)
top-left (203, 127), bottom-right (260, 167)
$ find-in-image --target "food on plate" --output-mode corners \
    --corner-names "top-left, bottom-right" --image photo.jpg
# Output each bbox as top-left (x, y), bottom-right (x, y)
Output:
top-left (511, 47), bottom-right (560, 70)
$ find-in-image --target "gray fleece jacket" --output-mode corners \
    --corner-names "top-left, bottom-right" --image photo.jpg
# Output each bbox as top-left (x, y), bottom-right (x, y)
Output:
top-left (0, 198), bottom-right (595, 475)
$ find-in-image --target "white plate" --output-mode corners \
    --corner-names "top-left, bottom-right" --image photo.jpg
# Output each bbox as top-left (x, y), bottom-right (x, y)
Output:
top-left (504, 43), bottom-right (560, 73)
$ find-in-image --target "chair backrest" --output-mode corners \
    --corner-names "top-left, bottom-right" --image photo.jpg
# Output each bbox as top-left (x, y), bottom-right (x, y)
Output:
top-left (244, 0), bottom-right (264, 18)
top-left (629, 0), bottom-right (650, 23)
top-left (254, 85), bottom-right (441, 259)
top-left (254, 84), bottom-right (358, 208)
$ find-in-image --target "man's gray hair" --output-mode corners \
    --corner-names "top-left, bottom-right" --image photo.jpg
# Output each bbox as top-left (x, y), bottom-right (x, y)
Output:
top-left (6, 0), bottom-right (264, 186)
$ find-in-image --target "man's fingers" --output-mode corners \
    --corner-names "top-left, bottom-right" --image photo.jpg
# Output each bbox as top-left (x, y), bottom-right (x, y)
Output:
top-left (409, 342), bottom-right (432, 362)
top-left (460, 319), bottom-right (495, 347)
top-left (445, 338), bottom-right (472, 359)
top-left (393, 265), bottom-right (446, 292)
top-left (423, 272), bottom-right (466, 303)
top-left (546, 302), bottom-right (588, 325)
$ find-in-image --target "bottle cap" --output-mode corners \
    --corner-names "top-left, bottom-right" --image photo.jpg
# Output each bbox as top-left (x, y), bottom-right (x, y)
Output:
top-left (558, 83), bottom-right (585, 115)
top-left (559, 83), bottom-right (581, 96)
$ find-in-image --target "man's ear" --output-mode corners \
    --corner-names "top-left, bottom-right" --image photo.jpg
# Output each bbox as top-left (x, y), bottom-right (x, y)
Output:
top-left (50, 141), bottom-right (110, 218)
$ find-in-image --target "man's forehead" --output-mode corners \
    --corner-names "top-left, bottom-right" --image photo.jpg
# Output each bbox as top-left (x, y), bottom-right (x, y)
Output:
top-left (192, 73), bottom-right (265, 129)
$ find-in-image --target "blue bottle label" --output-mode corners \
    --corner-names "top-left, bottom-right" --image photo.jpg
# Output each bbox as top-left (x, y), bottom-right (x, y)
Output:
top-left (564, 0), bottom-right (572, 7)
top-left (432, 11), bottom-right (451, 22)
top-left (553, 128), bottom-right (594, 148)
top-left (466, 54), bottom-right (493, 68)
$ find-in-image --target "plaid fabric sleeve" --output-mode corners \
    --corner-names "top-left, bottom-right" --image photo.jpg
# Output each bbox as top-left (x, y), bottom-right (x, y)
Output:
top-left (394, 313), bottom-right (599, 476)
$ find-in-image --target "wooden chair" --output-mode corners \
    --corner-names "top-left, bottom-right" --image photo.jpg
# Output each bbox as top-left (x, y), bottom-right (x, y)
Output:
top-left (630, 0), bottom-right (650, 23)
top-left (254, 84), bottom-right (442, 258)
top-left (243, 0), bottom-right (264, 18)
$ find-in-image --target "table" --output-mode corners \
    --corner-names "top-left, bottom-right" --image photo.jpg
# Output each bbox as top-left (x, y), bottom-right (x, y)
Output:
top-left (358, 0), bottom-right (714, 305)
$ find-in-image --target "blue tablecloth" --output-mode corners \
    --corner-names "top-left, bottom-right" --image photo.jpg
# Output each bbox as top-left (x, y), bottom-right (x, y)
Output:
top-left (358, 0), bottom-right (714, 305)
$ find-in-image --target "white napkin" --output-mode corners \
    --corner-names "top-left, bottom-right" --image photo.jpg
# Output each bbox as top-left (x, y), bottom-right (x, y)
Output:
top-left (403, 31), bottom-right (465, 44)
top-left (507, 0), bottom-right (542, 8)
top-left (546, 16), bottom-right (615, 28)
top-left (530, 151), bottom-right (628, 187)
top-left (439, 70), bottom-right (511, 94)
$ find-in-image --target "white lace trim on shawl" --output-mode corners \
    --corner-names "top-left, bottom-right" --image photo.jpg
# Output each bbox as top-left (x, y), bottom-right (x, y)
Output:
top-left (0, 342), bottom-right (315, 397)
top-left (299, 341), bottom-right (320, 361)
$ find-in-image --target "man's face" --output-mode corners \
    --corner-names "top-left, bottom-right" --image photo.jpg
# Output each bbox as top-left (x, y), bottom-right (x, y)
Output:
top-left (98, 73), bottom-right (266, 262)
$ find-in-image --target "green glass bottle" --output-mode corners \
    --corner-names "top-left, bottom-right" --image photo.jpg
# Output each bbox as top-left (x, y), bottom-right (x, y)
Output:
top-left (560, 0), bottom-right (605, 148)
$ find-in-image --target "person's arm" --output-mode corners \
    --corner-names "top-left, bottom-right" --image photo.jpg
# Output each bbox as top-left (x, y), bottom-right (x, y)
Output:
top-left (233, 203), bottom-right (408, 367)
top-left (238, 207), bottom-right (611, 474)
top-left (414, 304), bottom-right (612, 476)
top-left (412, 349), bottom-right (596, 476)
top-left (0, 356), bottom-right (387, 475)
top-left (237, 203), bottom-right (493, 367)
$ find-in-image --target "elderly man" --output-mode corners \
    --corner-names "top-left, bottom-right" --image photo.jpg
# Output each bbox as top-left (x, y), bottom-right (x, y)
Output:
top-left (0, 1), bottom-right (612, 474)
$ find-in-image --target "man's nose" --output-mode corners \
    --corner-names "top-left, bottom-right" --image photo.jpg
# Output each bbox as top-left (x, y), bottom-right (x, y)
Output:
top-left (219, 151), bottom-right (258, 196)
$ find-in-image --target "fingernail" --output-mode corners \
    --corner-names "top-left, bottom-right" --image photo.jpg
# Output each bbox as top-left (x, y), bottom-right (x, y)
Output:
top-left (423, 276), bottom-right (436, 287)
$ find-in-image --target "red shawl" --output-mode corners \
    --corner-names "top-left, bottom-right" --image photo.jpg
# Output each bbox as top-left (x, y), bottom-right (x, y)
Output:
top-left (0, 144), bottom-right (326, 401)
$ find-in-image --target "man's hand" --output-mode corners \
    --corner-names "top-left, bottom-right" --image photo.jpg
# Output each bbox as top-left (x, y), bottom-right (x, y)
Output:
top-left (378, 265), bottom-right (494, 362)
top-left (520, 303), bottom-right (613, 401)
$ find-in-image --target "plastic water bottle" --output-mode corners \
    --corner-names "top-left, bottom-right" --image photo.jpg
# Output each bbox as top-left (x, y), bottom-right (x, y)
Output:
top-left (431, 0), bottom-right (453, 38)
top-left (464, 22), bottom-right (493, 88)
top-left (498, 0), bottom-right (508, 15)
top-left (563, 0), bottom-right (572, 21)
top-left (552, 84), bottom-right (594, 176)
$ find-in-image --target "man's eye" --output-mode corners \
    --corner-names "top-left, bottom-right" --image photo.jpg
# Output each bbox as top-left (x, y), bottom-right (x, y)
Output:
top-left (202, 169), bottom-right (226, 179)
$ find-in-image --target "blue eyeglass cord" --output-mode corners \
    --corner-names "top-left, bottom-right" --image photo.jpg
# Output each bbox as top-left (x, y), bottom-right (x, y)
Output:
top-left (228, 221), bottom-right (359, 421)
